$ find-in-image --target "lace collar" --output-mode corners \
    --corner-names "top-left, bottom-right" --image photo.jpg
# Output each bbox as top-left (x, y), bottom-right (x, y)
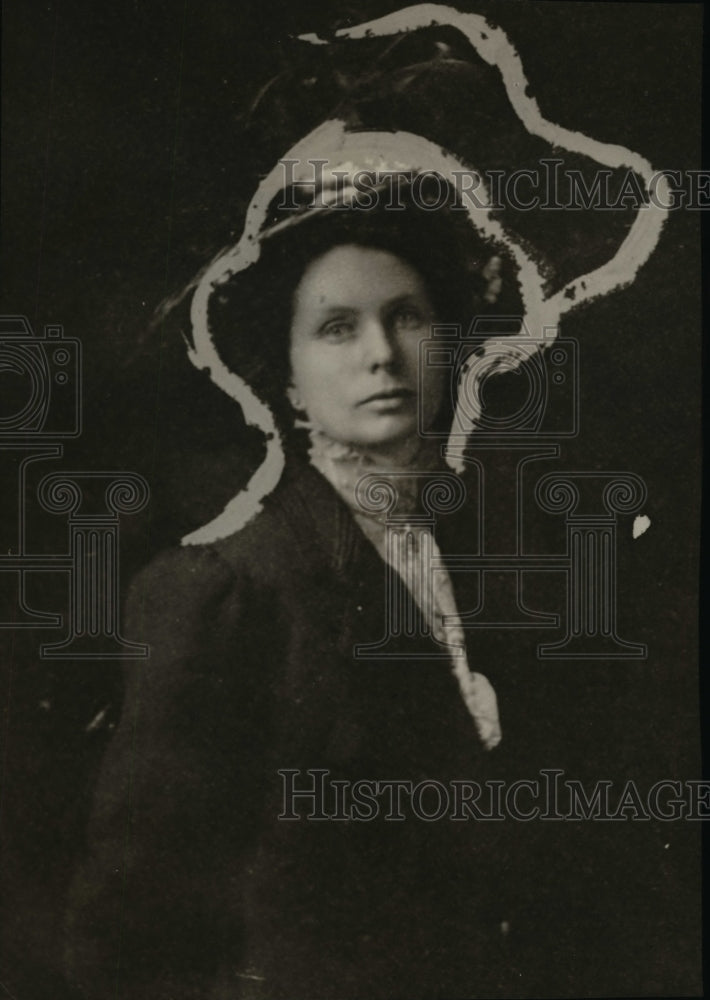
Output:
top-left (306, 428), bottom-right (448, 523)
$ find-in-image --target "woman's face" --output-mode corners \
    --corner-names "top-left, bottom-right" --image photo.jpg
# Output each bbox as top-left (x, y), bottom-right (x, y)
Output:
top-left (289, 244), bottom-right (446, 455)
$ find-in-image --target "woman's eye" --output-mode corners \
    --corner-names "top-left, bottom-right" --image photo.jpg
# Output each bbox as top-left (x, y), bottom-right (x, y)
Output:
top-left (392, 306), bottom-right (424, 330)
top-left (320, 320), bottom-right (355, 341)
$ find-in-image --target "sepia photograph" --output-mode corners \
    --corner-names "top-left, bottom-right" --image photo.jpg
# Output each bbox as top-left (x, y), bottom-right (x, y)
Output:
top-left (0, 2), bottom-right (704, 997)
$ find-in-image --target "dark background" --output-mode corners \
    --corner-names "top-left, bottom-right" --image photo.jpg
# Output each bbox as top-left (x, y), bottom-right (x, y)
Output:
top-left (0, 1), bottom-right (703, 997)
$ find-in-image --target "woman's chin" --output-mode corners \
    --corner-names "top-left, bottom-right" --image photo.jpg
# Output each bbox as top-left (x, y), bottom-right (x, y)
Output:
top-left (351, 415), bottom-right (419, 449)
top-left (333, 419), bottom-right (429, 464)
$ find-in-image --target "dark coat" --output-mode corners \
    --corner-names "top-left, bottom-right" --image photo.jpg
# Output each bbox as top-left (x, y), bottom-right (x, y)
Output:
top-left (62, 458), bottom-right (672, 999)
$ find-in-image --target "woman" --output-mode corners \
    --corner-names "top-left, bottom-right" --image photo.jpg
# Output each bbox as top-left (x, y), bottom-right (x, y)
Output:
top-left (58, 5), bottom-right (699, 995)
top-left (64, 173), bottom-right (530, 1000)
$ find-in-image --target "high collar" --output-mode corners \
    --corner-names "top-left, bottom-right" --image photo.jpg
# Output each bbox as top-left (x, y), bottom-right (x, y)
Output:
top-left (305, 429), bottom-right (449, 524)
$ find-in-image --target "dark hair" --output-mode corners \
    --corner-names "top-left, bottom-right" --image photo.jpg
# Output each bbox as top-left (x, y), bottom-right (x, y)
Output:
top-left (207, 184), bottom-right (506, 447)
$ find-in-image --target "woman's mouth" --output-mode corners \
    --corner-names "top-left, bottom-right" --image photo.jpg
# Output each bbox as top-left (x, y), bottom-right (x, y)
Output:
top-left (358, 388), bottom-right (416, 406)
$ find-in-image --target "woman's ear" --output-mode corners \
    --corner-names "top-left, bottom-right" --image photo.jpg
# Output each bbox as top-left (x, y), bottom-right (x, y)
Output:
top-left (481, 255), bottom-right (502, 304)
top-left (287, 381), bottom-right (304, 412)
top-left (286, 380), bottom-right (314, 432)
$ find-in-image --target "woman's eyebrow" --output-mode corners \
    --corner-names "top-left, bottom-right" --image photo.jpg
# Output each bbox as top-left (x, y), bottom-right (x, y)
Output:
top-left (315, 304), bottom-right (358, 317)
top-left (310, 294), bottom-right (427, 315)
top-left (383, 293), bottom-right (429, 310)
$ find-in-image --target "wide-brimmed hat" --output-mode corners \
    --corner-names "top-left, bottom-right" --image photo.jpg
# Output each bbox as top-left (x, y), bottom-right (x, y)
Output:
top-left (181, 4), bottom-right (669, 546)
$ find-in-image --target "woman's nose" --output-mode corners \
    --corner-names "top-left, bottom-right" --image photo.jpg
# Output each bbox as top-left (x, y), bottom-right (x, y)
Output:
top-left (361, 317), bottom-right (397, 370)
